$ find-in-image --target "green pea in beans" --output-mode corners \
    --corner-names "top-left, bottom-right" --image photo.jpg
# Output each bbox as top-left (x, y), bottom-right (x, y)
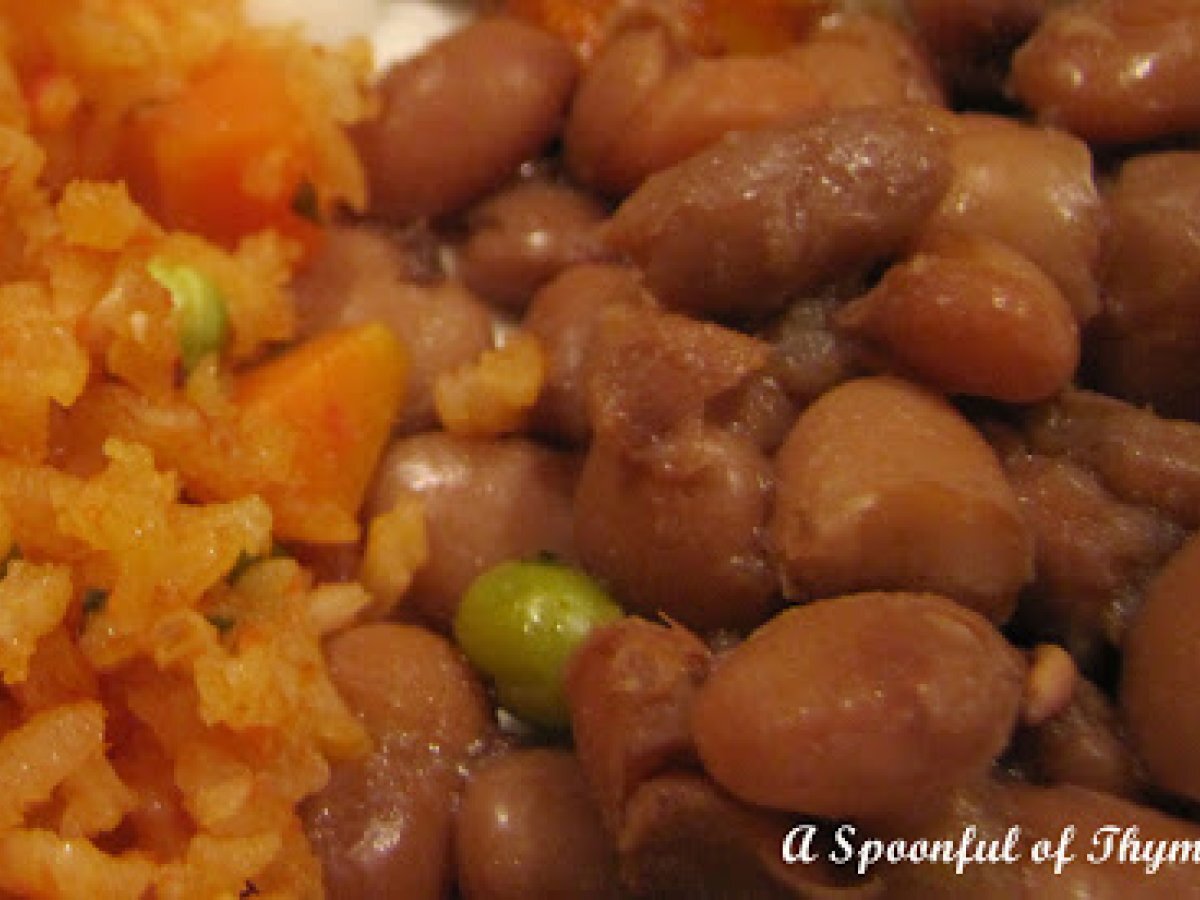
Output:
top-left (453, 558), bottom-right (622, 729)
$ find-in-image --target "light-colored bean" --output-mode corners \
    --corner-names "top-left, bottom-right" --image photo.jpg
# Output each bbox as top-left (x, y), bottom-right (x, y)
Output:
top-left (355, 17), bottom-right (578, 221)
top-left (366, 433), bottom-right (579, 630)
top-left (456, 178), bottom-right (608, 312)
top-left (455, 749), bottom-right (621, 900)
top-left (837, 231), bottom-right (1079, 403)
top-left (1122, 530), bottom-right (1200, 803)
top-left (1090, 152), bottom-right (1200, 420)
top-left (574, 426), bottom-right (777, 632)
top-left (921, 113), bottom-right (1103, 323)
top-left (291, 226), bottom-right (494, 433)
top-left (1011, 0), bottom-right (1200, 144)
top-left (691, 592), bottom-right (1024, 822)
top-left (303, 623), bottom-right (491, 900)
top-left (523, 263), bottom-right (654, 446)
top-left (771, 375), bottom-right (1033, 622)
top-left (605, 105), bottom-right (952, 320)
top-left (566, 15), bottom-right (942, 196)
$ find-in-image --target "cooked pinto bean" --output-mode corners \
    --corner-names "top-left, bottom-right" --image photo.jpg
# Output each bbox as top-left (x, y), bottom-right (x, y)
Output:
top-left (303, 624), bottom-right (491, 900)
top-left (455, 749), bottom-right (621, 900)
top-left (906, 0), bottom-right (1050, 101)
top-left (585, 304), bottom-right (769, 456)
top-left (524, 263), bottom-right (656, 445)
top-left (1122, 531), bottom-right (1200, 803)
top-left (291, 226), bottom-right (494, 433)
top-left (837, 231), bottom-right (1078, 403)
top-left (566, 16), bottom-right (942, 197)
top-left (619, 772), bottom-right (880, 900)
top-left (564, 617), bottom-right (711, 834)
top-left (456, 178), bottom-right (609, 312)
top-left (366, 434), bottom-right (578, 630)
top-left (1006, 783), bottom-right (1200, 894)
top-left (691, 592), bottom-right (1024, 823)
top-left (1002, 448), bottom-right (1183, 668)
top-left (771, 376), bottom-right (1033, 622)
top-left (921, 113), bottom-right (1103, 323)
top-left (604, 105), bottom-right (952, 321)
top-left (1089, 152), bottom-right (1200, 420)
top-left (1013, 675), bottom-right (1145, 799)
top-left (1023, 389), bottom-right (1200, 528)
top-left (882, 779), bottom-right (1200, 896)
top-left (1010, 0), bottom-right (1200, 145)
top-left (574, 427), bottom-right (777, 632)
top-left (354, 17), bottom-right (578, 222)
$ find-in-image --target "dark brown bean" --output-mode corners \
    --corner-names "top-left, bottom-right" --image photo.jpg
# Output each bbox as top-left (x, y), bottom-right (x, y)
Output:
top-left (604, 105), bottom-right (952, 321)
top-left (366, 434), bottom-right (579, 630)
top-left (456, 178), bottom-right (609, 312)
top-left (1011, 0), bottom-right (1200, 144)
top-left (691, 592), bottom-right (1024, 822)
top-left (455, 749), bottom-right (621, 900)
top-left (1122, 531), bottom-right (1200, 803)
top-left (837, 231), bottom-right (1078, 403)
top-left (291, 225), bottom-right (494, 433)
top-left (565, 617), bottom-right (711, 834)
top-left (355, 17), bottom-right (578, 222)
top-left (1089, 152), bottom-right (1200, 420)
top-left (523, 263), bottom-right (655, 446)
top-left (303, 624), bottom-right (491, 900)
top-left (771, 376), bottom-right (1033, 623)
top-left (921, 113), bottom-right (1103, 323)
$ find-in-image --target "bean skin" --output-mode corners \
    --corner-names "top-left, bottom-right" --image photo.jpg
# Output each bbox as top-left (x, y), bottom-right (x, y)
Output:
top-left (691, 592), bottom-right (1024, 823)
top-left (355, 17), bottom-right (578, 222)
top-left (604, 105), bottom-right (952, 321)
top-left (771, 375), bottom-right (1033, 623)
top-left (1011, 0), bottom-right (1200, 145)
top-left (837, 231), bottom-right (1079, 403)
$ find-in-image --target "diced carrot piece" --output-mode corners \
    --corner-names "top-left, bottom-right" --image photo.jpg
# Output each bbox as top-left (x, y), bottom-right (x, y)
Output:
top-left (236, 324), bottom-right (407, 544)
top-left (125, 48), bottom-right (323, 254)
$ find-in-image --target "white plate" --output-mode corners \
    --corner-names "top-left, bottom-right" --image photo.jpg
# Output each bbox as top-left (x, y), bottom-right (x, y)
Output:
top-left (243, 0), bottom-right (473, 69)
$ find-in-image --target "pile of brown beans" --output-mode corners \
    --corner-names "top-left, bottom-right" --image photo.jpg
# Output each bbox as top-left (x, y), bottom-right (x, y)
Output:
top-left (295, 2), bottom-right (1200, 897)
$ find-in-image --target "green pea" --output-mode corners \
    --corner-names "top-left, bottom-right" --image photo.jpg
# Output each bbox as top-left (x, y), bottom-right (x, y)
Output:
top-left (453, 558), bottom-right (622, 729)
top-left (148, 256), bottom-right (230, 372)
